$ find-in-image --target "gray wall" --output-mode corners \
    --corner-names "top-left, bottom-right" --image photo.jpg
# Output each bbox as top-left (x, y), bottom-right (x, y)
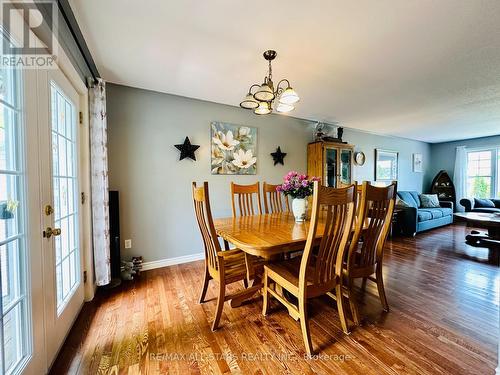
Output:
top-left (107, 84), bottom-right (312, 262)
top-left (343, 128), bottom-right (432, 191)
top-left (107, 84), bottom-right (431, 262)
top-left (429, 135), bottom-right (500, 180)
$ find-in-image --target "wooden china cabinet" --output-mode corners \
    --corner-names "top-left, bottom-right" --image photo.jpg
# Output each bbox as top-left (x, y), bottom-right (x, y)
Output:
top-left (307, 141), bottom-right (354, 187)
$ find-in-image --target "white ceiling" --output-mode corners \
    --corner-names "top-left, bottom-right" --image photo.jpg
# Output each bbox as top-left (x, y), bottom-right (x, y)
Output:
top-left (69, 0), bottom-right (500, 143)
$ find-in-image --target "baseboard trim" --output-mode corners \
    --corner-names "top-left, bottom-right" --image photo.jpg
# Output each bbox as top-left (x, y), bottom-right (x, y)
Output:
top-left (141, 253), bottom-right (205, 271)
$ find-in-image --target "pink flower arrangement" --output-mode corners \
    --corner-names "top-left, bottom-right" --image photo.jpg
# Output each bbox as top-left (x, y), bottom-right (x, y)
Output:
top-left (276, 171), bottom-right (320, 199)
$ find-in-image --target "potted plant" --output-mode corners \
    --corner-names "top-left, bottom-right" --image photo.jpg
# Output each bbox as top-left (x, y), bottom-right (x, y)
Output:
top-left (0, 199), bottom-right (19, 220)
top-left (277, 172), bottom-right (320, 222)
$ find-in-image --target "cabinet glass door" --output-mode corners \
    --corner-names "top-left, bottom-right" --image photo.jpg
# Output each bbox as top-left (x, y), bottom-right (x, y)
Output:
top-left (325, 148), bottom-right (337, 187)
top-left (340, 149), bottom-right (352, 185)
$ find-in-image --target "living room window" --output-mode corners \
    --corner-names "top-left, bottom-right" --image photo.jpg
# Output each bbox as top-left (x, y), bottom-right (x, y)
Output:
top-left (466, 148), bottom-right (500, 198)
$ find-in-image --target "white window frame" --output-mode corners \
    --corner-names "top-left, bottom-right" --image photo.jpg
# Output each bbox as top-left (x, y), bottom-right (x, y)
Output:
top-left (466, 147), bottom-right (500, 198)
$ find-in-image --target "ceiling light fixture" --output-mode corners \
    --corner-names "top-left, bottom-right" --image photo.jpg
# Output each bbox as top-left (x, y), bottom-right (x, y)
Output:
top-left (240, 50), bottom-right (299, 115)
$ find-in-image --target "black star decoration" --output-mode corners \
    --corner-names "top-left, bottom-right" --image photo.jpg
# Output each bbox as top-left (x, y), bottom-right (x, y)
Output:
top-left (175, 137), bottom-right (200, 161)
top-left (271, 146), bottom-right (287, 166)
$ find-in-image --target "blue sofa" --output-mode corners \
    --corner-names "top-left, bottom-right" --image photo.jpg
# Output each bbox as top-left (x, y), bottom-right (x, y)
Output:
top-left (397, 191), bottom-right (454, 236)
top-left (460, 198), bottom-right (500, 213)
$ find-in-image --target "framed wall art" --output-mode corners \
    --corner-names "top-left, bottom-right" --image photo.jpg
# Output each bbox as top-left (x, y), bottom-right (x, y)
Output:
top-left (211, 122), bottom-right (257, 175)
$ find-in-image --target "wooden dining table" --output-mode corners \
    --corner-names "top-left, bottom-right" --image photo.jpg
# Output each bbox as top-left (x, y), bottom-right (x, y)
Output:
top-left (213, 212), bottom-right (326, 309)
top-left (214, 212), bottom-right (326, 259)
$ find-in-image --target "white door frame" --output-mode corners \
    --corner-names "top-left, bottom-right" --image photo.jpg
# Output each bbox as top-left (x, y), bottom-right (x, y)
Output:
top-left (1, 3), bottom-right (93, 374)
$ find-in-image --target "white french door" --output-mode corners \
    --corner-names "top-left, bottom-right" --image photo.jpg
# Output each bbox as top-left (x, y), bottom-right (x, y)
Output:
top-left (38, 68), bottom-right (84, 368)
top-left (0, 27), bottom-right (85, 375)
top-left (0, 41), bottom-right (32, 375)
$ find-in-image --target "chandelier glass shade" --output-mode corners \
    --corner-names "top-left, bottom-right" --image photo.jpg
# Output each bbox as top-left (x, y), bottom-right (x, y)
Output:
top-left (240, 50), bottom-right (299, 115)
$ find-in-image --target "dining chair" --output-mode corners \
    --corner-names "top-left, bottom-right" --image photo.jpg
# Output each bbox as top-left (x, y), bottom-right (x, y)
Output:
top-left (193, 182), bottom-right (262, 331)
top-left (344, 181), bottom-right (397, 325)
top-left (230, 182), bottom-right (262, 217)
top-left (263, 182), bottom-right (289, 214)
top-left (261, 182), bottom-right (356, 356)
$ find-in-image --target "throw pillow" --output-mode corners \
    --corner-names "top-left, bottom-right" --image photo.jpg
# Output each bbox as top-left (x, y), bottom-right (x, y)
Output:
top-left (396, 197), bottom-right (411, 207)
top-left (474, 198), bottom-right (495, 208)
top-left (420, 194), bottom-right (440, 208)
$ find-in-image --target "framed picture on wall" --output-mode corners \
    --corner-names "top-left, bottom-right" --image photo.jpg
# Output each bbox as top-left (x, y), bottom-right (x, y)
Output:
top-left (375, 149), bottom-right (398, 181)
top-left (211, 121), bottom-right (257, 175)
top-left (413, 153), bottom-right (423, 173)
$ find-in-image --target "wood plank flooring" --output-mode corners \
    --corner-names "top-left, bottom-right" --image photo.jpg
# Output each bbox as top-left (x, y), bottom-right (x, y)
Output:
top-left (50, 223), bottom-right (499, 374)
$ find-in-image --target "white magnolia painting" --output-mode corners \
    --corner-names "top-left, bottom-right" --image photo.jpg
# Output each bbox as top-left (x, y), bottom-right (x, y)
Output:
top-left (211, 122), bottom-right (257, 175)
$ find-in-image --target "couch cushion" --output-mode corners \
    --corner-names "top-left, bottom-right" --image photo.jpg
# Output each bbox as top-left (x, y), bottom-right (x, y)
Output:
top-left (473, 207), bottom-right (500, 213)
top-left (491, 199), bottom-right (500, 209)
top-left (417, 210), bottom-right (433, 221)
top-left (419, 208), bottom-right (446, 220)
top-left (439, 207), bottom-right (453, 216)
top-left (396, 196), bottom-right (411, 207)
top-left (397, 191), bottom-right (419, 208)
top-left (474, 198), bottom-right (495, 208)
top-left (409, 192), bottom-right (421, 207)
top-left (420, 194), bottom-right (440, 208)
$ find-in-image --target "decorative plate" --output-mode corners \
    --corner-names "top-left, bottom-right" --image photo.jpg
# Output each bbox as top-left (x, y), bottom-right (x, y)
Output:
top-left (354, 151), bottom-right (365, 166)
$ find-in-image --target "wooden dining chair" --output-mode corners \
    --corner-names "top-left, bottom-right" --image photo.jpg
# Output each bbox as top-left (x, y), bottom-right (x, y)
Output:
top-left (263, 182), bottom-right (289, 214)
top-left (344, 181), bottom-right (397, 325)
top-left (193, 182), bottom-right (262, 331)
top-left (262, 182), bottom-right (356, 356)
top-left (230, 182), bottom-right (262, 217)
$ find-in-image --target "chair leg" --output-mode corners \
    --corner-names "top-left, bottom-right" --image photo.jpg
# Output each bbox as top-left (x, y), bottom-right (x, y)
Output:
top-left (361, 277), bottom-right (367, 291)
top-left (262, 269), bottom-right (269, 316)
top-left (243, 278), bottom-right (248, 288)
top-left (298, 296), bottom-right (314, 357)
top-left (335, 284), bottom-right (350, 334)
top-left (376, 264), bottom-right (389, 312)
top-left (346, 278), bottom-right (360, 326)
top-left (199, 267), bottom-right (210, 304)
top-left (211, 281), bottom-right (226, 331)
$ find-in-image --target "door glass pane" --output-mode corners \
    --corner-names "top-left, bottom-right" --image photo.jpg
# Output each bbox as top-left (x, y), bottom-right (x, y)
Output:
top-left (0, 47), bottom-right (30, 374)
top-left (340, 149), bottom-right (352, 185)
top-left (50, 83), bottom-right (80, 315)
top-left (325, 148), bottom-right (337, 187)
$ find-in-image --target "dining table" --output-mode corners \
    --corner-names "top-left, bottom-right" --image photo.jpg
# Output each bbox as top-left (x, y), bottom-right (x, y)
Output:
top-left (213, 212), bottom-right (326, 309)
top-left (214, 212), bottom-right (326, 258)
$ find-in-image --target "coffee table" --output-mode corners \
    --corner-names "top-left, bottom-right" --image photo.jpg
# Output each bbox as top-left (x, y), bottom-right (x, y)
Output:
top-left (454, 212), bottom-right (500, 250)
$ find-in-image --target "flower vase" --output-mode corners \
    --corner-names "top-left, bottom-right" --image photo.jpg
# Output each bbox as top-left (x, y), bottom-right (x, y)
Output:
top-left (292, 198), bottom-right (307, 222)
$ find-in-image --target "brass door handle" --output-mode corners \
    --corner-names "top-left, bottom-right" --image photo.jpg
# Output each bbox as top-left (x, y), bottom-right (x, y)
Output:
top-left (43, 227), bottom-right (61, 238)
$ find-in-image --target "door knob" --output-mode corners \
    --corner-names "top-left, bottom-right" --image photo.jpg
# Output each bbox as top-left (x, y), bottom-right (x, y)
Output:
top-left (43, 227), bottom-right (61, 238)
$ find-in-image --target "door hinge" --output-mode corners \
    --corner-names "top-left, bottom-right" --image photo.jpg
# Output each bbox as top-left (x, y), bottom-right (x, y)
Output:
top-left (81, 192), bottom-right (86, 205)
top-left (79, 111), bottom-right (83, 124)
top-left (83, 270), bottom-right (87, 283)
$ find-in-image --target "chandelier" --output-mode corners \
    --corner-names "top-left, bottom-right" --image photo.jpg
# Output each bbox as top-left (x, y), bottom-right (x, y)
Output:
top-left (239, 50), bottom-right (300, 115)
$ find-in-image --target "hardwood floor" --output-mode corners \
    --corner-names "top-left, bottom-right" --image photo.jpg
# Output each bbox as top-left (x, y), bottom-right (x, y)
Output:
top-left (50, 223), bottom-right (499, 375)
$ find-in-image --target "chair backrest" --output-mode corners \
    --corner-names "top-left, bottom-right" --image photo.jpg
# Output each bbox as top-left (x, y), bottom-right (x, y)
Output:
top-left (192, 182), bottom-right (221, 274)
top-left (263, 182), bottom-right (289, 214)
top-left (230, 182), bottom-right (262, 217)
top-left (300, 182), bottom-right (356, 293)
top-left (353, 182), bottom-right (365, 228)
top-left (348, 181), bottom-right (397, 270)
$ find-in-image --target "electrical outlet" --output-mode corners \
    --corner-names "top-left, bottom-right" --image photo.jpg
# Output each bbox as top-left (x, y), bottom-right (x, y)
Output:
top-left (124, 239), bottom-right (132, 249)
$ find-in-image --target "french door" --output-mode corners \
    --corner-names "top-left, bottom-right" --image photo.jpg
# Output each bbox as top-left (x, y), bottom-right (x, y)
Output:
top-left (0, 34), bottom-right (85, 375)
top-left (0, 44), bottom-right (33, 375)
top-left (38, 68), bottom-right (84, 368)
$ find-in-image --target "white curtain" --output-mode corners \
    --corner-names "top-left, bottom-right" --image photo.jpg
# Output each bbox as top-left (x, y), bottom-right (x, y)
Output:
top-left (89, 79), bottom-right (111, 286)
top-left (453, 146), bottom-right (467, 212)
